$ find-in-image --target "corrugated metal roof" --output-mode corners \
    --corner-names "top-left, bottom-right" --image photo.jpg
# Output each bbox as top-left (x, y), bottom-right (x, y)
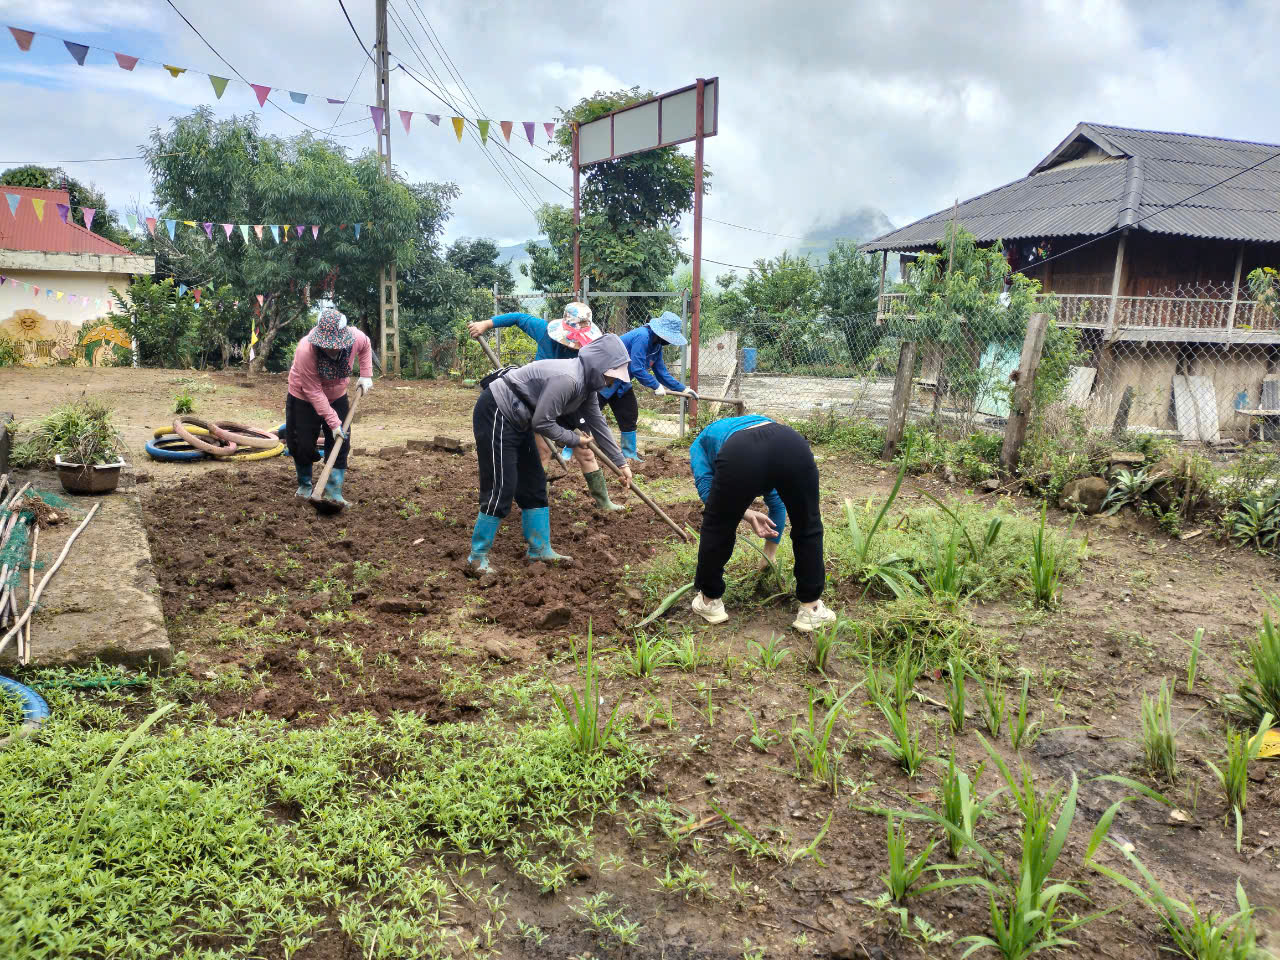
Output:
top-left (0, 186), bottom-right (134, 255)
top-left (863, 123), bottom-right (1280, 252)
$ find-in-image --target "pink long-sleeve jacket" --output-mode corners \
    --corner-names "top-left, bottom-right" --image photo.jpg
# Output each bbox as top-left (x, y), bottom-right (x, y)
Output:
top-left (286, 329), bottom-right (373, 430)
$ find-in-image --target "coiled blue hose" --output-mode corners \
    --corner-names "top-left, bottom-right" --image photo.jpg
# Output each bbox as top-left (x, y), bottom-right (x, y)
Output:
top-left (0, 675), bottom-right (50, 729)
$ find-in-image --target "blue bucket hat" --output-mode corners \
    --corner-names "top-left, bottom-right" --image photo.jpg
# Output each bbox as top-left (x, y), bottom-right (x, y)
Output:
top-left (648, 311), bottom-right (687, 347)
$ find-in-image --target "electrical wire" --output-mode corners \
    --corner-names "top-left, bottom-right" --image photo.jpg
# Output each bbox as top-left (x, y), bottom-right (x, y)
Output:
top-left (163, 0), bottom-right (367, 138)
top-left (704, 217), bottom-right (805, 241)
top-left (0, 153), bottom-right (184, 164)
top-left (336, 0), bottom-right (378, 67)
top-left (327, 57), bottom-right (370, 136)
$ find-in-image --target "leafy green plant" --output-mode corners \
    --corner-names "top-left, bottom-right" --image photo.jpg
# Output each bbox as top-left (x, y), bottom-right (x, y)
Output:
top-left (173, 390), bottom-right (195, 415)
top-left (869, 696), bottom-right (927, 777)
top-left (790, 688), bottom-right (853, 791)
top-left (935, 754), bottom-right (1000, 860)
top-left (1009, 672), bottom-right (1041, 751)
top-left (1227, 493), bottom-right (1280, 553)
top-left (1102, 468), bottom-right (1156, 515)
top-left (947, 657), bottom-right (967, 733)
top-left (11, 398), bottom-right (124, 467)
top-left (1185, 627), bottom-right (1204, 693)
top-left (809, 617), bottom-right (847, 673)
top-left (925, 524), bottom-right (965, 602)
top-left (635, 581), bottom-right (695, 629)
top-left (750, 635), bottom-right (791, 672)
top-left (1140, 680), bottom-right (1178, 782)
top-left (1233, 603), bottom-right (1280, 725)
top-left (709, 799), bottom-right (778, 861)
top-left (1088, 844), bottom-right (1269, 960)
top-left (1028, 503), bottom-right (1070, 608)
top-left (978, 670), bottom-right (1006, 738)
top-left (1204, 713), bottom-right (1274, 853)
top-left (842, 464), bottom-right (922, 599)
top-left (550, 624), bottom-right (622, 755)
top-left (882, 816), bottom-right (937, 902)
top-left (621, 633), bottom-right (673, 678)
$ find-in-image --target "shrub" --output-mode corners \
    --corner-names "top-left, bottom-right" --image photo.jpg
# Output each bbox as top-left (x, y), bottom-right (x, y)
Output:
top-left (11, 398), bottom-right (123, 467)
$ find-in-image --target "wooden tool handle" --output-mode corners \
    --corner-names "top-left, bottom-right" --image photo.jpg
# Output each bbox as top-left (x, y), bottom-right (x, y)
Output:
top-left (310, 387), bottom-right (363, 501)
top-left (583, 437), bottom-right (688, 542)
top-left (476, 336), bottom-right (501, 369)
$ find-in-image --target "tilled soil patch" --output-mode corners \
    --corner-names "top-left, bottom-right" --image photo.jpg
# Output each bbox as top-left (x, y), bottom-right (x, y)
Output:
top-left (143, 450), bottom-right (700, 721)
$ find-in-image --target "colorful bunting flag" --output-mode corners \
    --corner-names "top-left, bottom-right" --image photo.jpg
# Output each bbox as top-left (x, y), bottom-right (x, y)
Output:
top-left (202, 222), bottom-right (213, 239)
top-left (370, 106), bottom-right (385, 132)
top-left (127, 213), bottom-right (138, 232)
top-left (269, 225), bottom-right (279, 243)
top-left (251, 83), bottom-right (271, 106)
top-left (289, 91), bottom-right (307, 104)
top-left (82, 207), bottom-right (95, 230)
top-left (353, 223), bottom-right (362, 240)
top-left (427, 114), bottom-right (440, 125)
top-left (399, 109), bottom-right (412, 133)
top-left (145, 216), bottom-right (157, 236)
top-left (5, 193), bottom-right (18, 217)
top-left (544, 122), bottom-right (555, 141)
top-left (163, 64), bottom-right (186, 78)
top-left (327, 98), bottom-right (345, 104)
top-left (311, 225), bottom-right (319, 239)
top-left (500, 120), bottom-right (513, 142)
top-left (282, 225), bottom-right (290, 241)
top-left (222, 223), bottom-right (233, 239)
top-left (55, 203), bottom-right (70, 223)
top-left (477, 119), bottom-right (490, 144)
top-left (256, 294), bottom-right (264, 307)
top-left (253, 225), bottom-right (263, 239)
top-left (114, 52), bottom-right (138, 70)
top-left (63, 40), bottom-right (88, 65)
top-left (295, 225), bottom-right (304, 239)
top-left (249, 315), bottom-right (258, 361)
top-left (239, 224), bottom-right (250, 241)
top-left (523, 121), bottom-right (535, 146)
top-left (8, 27), bottom-right (33, 51)
top-left (451, 117), bottom-right (464, 141)
top-left (164, 219), bottom-right (176, 239)
top-left (31, 198), bottom-right (45, 221)
top-left (55, 291), bottom-right (64, 301)
top-left (209, 75), bottom-right (229, 98)
top-left (193, 287), bottom-right (202, 302)
top-left (178, 284), bottom-right (188, 297)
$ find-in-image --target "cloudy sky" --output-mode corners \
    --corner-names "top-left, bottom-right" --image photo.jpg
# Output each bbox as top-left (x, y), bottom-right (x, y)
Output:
top-left (1, 0), bottom-right (1277, 268)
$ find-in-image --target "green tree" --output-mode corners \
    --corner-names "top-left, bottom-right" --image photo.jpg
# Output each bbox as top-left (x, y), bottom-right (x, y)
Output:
top-left (0, 165), bottom-right (134, 247)
top-left (143, 108), bottom-right (449, 372)
top-left (109, 276), bottom-right (241, 368)
top-left (446, 237), bottom-right (514, 295)
top-left (819, 240), bottom-right (884, 365)
top-left (889, 225), bottom-right (1051, 429)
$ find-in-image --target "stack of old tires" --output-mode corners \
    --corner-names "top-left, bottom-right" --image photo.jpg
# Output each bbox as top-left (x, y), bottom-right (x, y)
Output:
top-left (147, 416), bottom-right (287, 463)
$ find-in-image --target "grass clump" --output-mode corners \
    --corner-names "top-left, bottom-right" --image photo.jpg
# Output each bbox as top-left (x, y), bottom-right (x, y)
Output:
top-left (1140, 680), bottom-right (1178, 782)
top-left (11, 397), bottom-right (123, 467)
top-left (1232, 600), bottom-right (1280, 726)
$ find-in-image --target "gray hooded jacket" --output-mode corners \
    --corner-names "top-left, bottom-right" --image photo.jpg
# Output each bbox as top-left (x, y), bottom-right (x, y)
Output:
top-left (489, 334), bottom-right (629, 467)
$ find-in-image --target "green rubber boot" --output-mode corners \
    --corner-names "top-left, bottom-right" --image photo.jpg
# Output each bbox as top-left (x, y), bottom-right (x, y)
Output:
top-left (583, 469), bottom-right (624, 512)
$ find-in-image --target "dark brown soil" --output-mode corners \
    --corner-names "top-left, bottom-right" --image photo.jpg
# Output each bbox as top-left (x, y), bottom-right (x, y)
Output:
top-left (143, 449), bottom-right (701, 723)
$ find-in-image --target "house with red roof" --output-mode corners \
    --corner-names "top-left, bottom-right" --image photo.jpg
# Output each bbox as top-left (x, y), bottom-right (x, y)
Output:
top-left (0, 186), bottom-right (153, 365)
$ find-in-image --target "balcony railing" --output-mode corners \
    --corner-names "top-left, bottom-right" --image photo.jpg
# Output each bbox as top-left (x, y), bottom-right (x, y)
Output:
top-left (877, 291), bottom-right (1276, 338)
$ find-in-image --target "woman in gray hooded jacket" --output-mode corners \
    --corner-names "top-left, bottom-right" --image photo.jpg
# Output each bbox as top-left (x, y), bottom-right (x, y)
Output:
top-left (467, 333), bottom-right (635, 574)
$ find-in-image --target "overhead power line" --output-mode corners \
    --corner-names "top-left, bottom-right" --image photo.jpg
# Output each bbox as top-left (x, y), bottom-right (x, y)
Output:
top-left (704, 216), bottom-right (806, 241)
top-left (0, 153), bottom-right (185, 164)
top-left (336, 0), bottom-right (378, 67)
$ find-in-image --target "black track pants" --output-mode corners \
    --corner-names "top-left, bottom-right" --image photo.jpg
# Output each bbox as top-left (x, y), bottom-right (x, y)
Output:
top-left (286, 391), bottom-right (349, 470)
top-left (472, 388), bottom-right (548, 519)
top-left (598, 387), bottom-right (639, 433)
top-left (694, 423), bottom-right (825, 603)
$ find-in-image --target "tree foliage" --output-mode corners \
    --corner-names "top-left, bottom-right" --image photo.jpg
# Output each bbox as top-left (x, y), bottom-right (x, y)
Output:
top-left (446, 238), bottom-right (514, 295)
top-left (0, 164), bottom-right (134, 247)
top-left (141, 108), bottom-right (455, 371)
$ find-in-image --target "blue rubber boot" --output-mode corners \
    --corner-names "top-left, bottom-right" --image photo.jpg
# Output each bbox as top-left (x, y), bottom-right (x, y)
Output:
top-left (467, 513), bottom-right (501, 573)
top-left (321, 467), bottom-right (348, 507)
top-left (620, 430), bottom-right (644, 463)
top-left (522, 507), bottom-right (571, 563)
top-left (294, 459), bottom-right (313, 498)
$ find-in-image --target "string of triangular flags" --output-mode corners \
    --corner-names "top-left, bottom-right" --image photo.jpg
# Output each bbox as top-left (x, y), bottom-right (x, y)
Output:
top-left (6, 26), bottom-right (560, 146)
top-left (0, 273), bottom-right (118, 313)
top-left (2, 191), bottom-right (372, 242)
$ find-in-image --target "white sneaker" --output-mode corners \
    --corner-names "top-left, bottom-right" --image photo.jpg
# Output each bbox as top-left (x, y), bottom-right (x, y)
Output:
top-left (792, 600), bottom-right (837, 633)
top-left (691, 593), bottom-right (729, 624)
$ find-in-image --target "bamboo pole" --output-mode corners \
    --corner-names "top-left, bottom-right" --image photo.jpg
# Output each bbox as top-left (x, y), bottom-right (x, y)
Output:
top-left (21, 523), bottom-right (38, 665)
top-left (0, 502), bottom-right (100, 657)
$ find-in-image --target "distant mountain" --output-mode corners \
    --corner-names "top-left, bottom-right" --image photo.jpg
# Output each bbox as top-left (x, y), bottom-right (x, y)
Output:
top-left (792, 207), bottom-right (895, 263)
top-left (496, 239), bottom-right (544, 293)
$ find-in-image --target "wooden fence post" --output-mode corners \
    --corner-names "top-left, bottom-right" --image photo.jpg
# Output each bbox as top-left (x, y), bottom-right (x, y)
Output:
top-left (882, 339), bottom-right (918, 461)
top-left (1000, 313), bottom-right (1051, 474)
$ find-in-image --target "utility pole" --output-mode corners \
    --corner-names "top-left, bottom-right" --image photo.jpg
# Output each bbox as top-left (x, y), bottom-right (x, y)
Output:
top-left (374, 0), bottom-right (400, 377)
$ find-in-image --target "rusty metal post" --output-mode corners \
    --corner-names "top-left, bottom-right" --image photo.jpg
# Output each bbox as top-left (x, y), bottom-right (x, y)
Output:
top-left (689, 78), bottom-right (705, 423)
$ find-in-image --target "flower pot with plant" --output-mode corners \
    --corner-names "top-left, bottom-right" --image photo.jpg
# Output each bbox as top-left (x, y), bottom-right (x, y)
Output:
top-left (13, 399), bottom-right (126, 495)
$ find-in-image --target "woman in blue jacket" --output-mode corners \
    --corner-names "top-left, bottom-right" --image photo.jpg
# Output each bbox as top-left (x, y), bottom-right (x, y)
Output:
top-left (598, 311), bottom-right (697, 461)
top-left (469, 302), bottom-right (623, 511)
top-left (688, 415), bottom-right (837, 633)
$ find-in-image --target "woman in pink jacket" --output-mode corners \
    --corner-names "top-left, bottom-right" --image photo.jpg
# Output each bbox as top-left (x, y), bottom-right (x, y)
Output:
top-left (285, 306), bottom-right (373, 506)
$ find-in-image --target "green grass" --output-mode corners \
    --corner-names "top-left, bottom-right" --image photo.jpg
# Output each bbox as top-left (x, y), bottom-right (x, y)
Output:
top-left (0, 691), bottom-right (647, 959)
